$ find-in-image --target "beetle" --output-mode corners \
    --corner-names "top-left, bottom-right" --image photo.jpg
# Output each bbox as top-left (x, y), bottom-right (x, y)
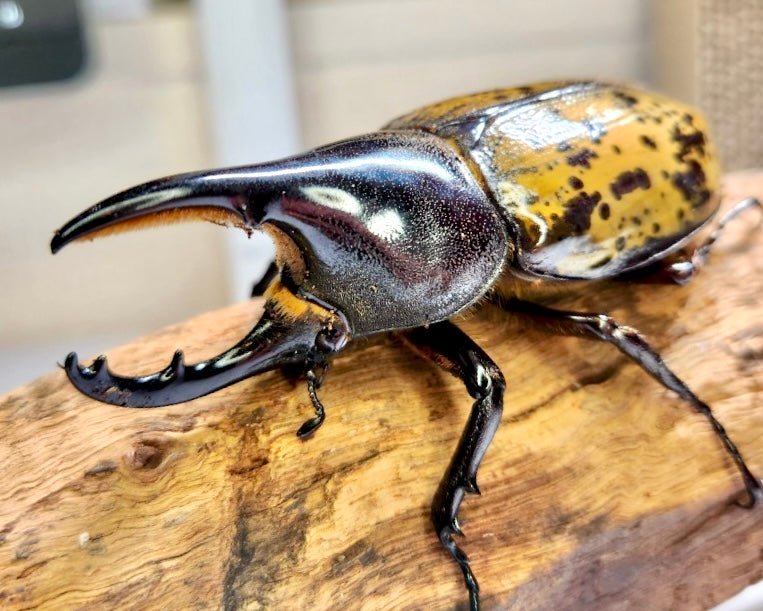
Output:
top-left (51, 81), bottom-right (761, 609)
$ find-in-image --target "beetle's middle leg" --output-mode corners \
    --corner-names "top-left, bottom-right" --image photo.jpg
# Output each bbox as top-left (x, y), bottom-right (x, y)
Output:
top-left (498, 298), bottom-right (763, 507)
top-left (401, 321), bottom-right (505, 611)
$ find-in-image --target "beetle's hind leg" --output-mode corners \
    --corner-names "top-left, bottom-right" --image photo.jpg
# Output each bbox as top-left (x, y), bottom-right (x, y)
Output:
top-left (401, 322), bottom-right (506, 611)
top-left (498, 298), bottom-right (763, 507)
top-left (664, 197), bottom-right (761, 284)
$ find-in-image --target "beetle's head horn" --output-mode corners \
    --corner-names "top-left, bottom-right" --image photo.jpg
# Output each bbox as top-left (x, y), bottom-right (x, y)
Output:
top-left (52, 131), bottom-right (508, 336)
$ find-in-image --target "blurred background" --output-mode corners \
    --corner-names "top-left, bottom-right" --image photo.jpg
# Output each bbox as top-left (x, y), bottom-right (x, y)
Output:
top-left (0, 0), bottom-right (761, 398)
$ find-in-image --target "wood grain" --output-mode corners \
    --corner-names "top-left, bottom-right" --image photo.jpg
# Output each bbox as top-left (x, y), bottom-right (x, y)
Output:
top-left (1, 173), bottom-right (762, 610)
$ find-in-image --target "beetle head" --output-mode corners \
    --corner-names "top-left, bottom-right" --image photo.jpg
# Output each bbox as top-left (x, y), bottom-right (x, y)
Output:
top-left (51, 131), bottom-right (507, 407)
top-left (52, 130), bottom-right (507, 336)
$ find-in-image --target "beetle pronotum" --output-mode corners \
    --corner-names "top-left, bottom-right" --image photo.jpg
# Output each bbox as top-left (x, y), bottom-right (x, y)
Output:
top-left (51, 81), bottom-right (761, 609)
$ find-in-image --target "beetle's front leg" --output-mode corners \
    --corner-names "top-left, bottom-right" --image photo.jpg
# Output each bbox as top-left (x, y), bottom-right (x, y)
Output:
top-left (402, 322), bottom-right (505, 611)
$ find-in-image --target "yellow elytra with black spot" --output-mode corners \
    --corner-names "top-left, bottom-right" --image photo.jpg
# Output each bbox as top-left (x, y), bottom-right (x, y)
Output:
top-left (387, 81), bottom-right (720, 280)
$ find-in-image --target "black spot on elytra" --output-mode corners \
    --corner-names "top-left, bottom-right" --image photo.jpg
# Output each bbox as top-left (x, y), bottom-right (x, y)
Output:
top-left (672, 160), bottom-right (710, 208)
top-left (672, 125), bottom-right (706, 161)
top-left (631, 216), bottom-right (642, 226)
top-left (566, 148), bottom-right (599, 169)
top-left (652, 222), bottom-right (661, 233)
top-left (610, 168), bottom-right (651, 200)
top-left (677, 208), bottom-right (685, 220)
top-left (568, 176), bottom-right (584, 190)
top-left (562, 191), bottom-right (601, 233)
top-left (640, 135), bottom-right (657, 150)
top-left (599, 203), bottom-right (611, 220)
top-left (615, 236), bottom-right (626, 251)
top-left (613, 90), bottom-right (638, 106)
top-left (612, 144), bottom-right (621, 155)
top-left (661, 170), bottom-right (669, 179)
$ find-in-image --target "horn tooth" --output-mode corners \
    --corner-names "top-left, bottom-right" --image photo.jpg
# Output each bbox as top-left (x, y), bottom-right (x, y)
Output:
top-left (170, 350), bottom-right (186, 378)
top-left (91, 355), bottom-right (108, 377)
top-left (158, 350), bottom-right (186, 383)
top-left (64, 352), bottom-right (79, 373)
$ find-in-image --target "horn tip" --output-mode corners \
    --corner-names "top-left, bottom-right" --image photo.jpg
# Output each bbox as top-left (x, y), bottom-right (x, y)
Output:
top-left (50, 231), bottom-right (64, 254)
top-left (169, 350), bottom-right (186, 378)
top-left (63, 352), bottom-right (79, 372)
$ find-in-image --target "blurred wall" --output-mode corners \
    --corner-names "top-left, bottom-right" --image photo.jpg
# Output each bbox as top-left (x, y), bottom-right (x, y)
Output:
top-left (0, 6), bottom-right (226, 389)
top-left (289, 0), bottom-right (649, 147)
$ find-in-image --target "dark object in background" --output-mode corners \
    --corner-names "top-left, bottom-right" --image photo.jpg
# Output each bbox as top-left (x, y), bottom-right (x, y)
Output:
top-left (0, 0), bottom-right (85, 87)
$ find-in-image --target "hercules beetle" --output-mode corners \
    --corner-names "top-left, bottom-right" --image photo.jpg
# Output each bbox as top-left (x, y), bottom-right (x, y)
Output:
top-left (51, 81), bottom-right (762, 609)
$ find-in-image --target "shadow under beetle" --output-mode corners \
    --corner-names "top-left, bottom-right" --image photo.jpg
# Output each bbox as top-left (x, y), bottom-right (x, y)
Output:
top-left (51, 81), bottom-right (762, 610)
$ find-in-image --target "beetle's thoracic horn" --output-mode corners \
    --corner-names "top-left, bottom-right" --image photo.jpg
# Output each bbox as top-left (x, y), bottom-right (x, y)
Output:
top-left (62, 308), bottom-right (322, 407)
top-left (50, 131), bottom-right (460, 254)
top-left (49, 166), bottom-right (280, 254)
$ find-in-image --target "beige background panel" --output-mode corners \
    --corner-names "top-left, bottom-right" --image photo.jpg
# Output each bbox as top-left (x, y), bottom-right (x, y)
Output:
top-left (0, 10), bottom-right (227, 349)
top-left (652, 0), bottom-right (763, 170)
top-left (295, 42), bottom-right (648, 146)
top-left (289, 0), bottom-right (646, 70)
top-left (290, 0), bottom-right (648, 146)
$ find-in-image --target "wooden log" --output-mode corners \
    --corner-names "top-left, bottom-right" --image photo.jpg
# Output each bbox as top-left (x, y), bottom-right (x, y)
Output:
top-left (1, 173), bottom-right (762, 610)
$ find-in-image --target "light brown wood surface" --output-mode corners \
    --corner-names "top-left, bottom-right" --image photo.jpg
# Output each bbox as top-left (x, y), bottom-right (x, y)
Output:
top-left (1, 173), bottom-right (762, 610)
